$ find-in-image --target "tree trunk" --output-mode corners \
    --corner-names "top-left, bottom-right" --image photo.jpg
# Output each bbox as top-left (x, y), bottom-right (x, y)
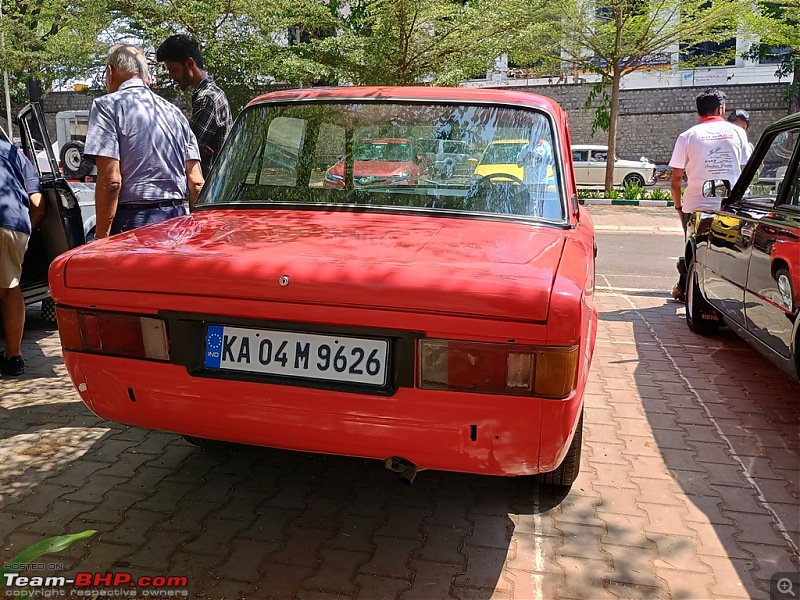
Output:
top-left (605, 67), bottom-right (621, 193)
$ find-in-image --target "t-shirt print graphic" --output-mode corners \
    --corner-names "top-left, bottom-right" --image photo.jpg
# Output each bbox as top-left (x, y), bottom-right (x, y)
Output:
top-left (704, 145), bottom-right (735, 177)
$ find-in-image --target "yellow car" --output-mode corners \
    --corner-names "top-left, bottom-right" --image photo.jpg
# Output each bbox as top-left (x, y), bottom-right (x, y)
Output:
top-left (474, 139), bottom-right (554, 183)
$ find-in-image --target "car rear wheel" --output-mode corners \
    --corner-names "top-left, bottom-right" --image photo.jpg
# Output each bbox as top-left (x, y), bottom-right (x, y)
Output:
top-left (536, 410), bottom-right (582, 488)
top-left (41, 297), bottom-right (57, 326)
top-left (686, 259), bottom-right (722, 335)
top-left (623, 173), bottom-right (646, 187)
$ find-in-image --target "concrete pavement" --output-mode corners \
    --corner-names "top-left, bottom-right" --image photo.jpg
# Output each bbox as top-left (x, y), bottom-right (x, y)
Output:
top-left (0, 206), bottom-right (797, 599)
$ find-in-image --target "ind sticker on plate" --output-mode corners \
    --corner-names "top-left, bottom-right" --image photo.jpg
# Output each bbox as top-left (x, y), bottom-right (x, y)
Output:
top-left (204, 324), bottom-right (389, 386)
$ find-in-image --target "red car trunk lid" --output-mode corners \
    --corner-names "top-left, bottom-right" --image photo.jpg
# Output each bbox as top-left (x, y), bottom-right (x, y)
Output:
top-left (62, 210), bottom-right (567, 322)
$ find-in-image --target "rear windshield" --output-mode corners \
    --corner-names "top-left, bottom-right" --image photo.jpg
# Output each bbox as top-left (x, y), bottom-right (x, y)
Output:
top-left (199, 100), bottom-right (565, 222)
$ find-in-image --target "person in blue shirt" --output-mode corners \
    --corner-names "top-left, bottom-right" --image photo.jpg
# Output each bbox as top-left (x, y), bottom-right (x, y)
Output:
top-left (0, 138), bottom-right (44, 376)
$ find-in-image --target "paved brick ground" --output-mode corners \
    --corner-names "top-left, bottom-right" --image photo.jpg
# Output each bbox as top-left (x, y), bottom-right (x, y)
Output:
top-left (1, 207), bottom-right (798, 599)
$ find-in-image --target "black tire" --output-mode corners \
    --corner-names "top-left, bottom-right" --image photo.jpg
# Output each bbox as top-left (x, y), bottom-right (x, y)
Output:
top-left (60, 141), bottom-right (95, 179)
top-left (536, 410), bottom-right (583, 488)
top-left (686, 259), bottom-right (722, 335)
top-left (623, 173), bottom-right (646, 187)
top-left (85, 228), bottom-right (97, 243)
top-left (41, 297), bottom-right (57, 326)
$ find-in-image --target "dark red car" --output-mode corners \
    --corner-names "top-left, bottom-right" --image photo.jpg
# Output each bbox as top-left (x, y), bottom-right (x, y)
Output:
top-left (49, 86), bottom-right (596, 490)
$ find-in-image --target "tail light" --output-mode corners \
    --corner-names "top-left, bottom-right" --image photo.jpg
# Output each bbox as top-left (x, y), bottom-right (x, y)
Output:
top-left (56, 307), bottom-right (169, 361)
top-left (418, 339), bottom-right (578, 399)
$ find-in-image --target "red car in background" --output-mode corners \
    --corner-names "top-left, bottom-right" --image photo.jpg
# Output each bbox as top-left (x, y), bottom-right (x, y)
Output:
top-left (323, 137), bottom-right (425, 188)
top-left (49, 86), bottom-right (596, 490)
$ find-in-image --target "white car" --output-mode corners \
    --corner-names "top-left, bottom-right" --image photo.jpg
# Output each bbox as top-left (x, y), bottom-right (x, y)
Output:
top-left (571, 144), bottom-right (656, 188)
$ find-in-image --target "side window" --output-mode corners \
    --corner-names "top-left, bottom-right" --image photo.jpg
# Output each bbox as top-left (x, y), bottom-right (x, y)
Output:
top-left (572, 150), bottom-right (587, 162)
top-left (246, 117), bottom-right (306, 187)
top-left (743, 128), bottom-right (797, 203)
top-left (591, 151), bottom-right (606, 162)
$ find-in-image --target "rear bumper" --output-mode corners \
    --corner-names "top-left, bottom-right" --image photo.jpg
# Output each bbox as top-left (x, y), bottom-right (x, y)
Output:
top-left (64, 351), bottom-right (584, 477)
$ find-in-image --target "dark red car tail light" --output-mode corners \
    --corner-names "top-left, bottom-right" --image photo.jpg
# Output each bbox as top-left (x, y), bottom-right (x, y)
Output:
top-left (418, 339), bottom-right (578, 398)
top-left (56, 307), bottom-right (169, 361)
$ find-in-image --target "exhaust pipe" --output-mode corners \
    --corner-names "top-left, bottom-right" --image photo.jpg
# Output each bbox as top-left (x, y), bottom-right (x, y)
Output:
top-left (384, 456), bottom-right (419, 485)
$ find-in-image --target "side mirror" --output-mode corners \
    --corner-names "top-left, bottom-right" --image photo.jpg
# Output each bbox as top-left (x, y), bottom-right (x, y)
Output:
top-left (702, 179), bottom-right (731, 198)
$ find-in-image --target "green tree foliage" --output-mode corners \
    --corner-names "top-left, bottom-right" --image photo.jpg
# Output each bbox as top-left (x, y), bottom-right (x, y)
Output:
top-left (280, 0), bottom-right (552, 86)
top-left (530, 0), bottom-right (744, 191)
top-left (109, 0), bottom-right (333, 114)
top-left (742, 1), bottom-right (800, 111)
top-left (0, 0), bottom-right (112, 102)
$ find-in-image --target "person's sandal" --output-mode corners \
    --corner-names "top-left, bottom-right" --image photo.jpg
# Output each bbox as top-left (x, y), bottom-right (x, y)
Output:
top-left (0, 351), bottom-right (25, 376)
top-left (671, 286), bottom-right (685, 303)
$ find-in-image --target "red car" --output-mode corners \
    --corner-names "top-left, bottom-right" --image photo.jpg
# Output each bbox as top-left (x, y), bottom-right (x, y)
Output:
top-left (49, 86), bottom-right (597, 489)
top-left (323, 138), bottom-right (425, 188)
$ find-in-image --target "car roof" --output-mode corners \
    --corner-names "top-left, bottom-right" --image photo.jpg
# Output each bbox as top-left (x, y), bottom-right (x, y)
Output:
top-left (248, 86), bottom-right (566, 117)
top-left (571, 145), bottom-right (608, 151)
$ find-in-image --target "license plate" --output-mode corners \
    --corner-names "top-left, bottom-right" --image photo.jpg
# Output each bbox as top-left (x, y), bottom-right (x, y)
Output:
top-left (204, 325), bottom-right (389, 387)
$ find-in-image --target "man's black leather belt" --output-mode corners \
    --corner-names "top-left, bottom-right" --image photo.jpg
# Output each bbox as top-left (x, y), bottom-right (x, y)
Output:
top-left (118, 199), bottom-right (184, 209)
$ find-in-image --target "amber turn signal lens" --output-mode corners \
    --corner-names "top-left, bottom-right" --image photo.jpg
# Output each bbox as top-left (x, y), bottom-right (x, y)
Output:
top-left (418, 339), bottom-right (578, 398)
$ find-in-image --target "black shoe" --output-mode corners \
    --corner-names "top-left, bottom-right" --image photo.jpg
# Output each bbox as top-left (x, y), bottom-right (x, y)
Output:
top-left (0, 352), bottom-right (25, 376)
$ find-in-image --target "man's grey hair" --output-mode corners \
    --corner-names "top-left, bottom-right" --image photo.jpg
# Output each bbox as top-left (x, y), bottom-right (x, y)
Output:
top-left (107, 44), bottom-right (148, 80)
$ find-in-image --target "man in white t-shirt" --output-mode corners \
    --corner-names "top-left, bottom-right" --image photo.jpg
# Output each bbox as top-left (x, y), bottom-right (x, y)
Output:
top-left (668, 89), bottom-right (752, 301)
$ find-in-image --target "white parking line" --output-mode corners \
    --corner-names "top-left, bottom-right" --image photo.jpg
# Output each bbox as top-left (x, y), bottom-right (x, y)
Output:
top-left (531, 487), bottom-right (544, 600)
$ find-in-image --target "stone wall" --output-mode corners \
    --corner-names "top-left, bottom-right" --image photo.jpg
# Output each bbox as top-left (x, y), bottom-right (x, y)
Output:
top-left (506, 83), bottom-right (791, 164)
top-left (7, 83), bottom-right (792, 166)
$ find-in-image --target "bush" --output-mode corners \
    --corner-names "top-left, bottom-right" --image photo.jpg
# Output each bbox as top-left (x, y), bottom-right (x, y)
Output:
top-left (649, 188), bottom-right (671, 201)
top-left (622, 182), bottom-right (643, 200)
top-left (605, 188), bottom-right (620, 199)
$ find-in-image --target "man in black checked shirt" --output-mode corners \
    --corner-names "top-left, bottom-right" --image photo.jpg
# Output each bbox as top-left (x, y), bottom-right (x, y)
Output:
top-left (157, 34), bottom-right (232, 178)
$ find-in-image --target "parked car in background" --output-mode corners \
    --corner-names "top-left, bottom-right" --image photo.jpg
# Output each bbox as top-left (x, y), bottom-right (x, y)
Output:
top-left (473, 138), bottom-right (528, 182)
top-left (34, 110), bottom-right (96, 180)
top-left (571, 144), bottom-right (656, 188)
top-left (685, 111), bottom-right (800, 381)
top-left (323, 137), bottom-right (426, 189)
top-left (418, 138), bottom-right (471, 179)
top-left (473, 138), bottom-right (556, 188)
top-left (49, 86), bottom-right (597, 490)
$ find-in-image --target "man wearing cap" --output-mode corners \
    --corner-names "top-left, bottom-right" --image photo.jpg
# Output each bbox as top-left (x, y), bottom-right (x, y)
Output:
top-left (668, 89), bottom-right (752, 302)
top-left (85, 44), bottom-right (204, 238)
